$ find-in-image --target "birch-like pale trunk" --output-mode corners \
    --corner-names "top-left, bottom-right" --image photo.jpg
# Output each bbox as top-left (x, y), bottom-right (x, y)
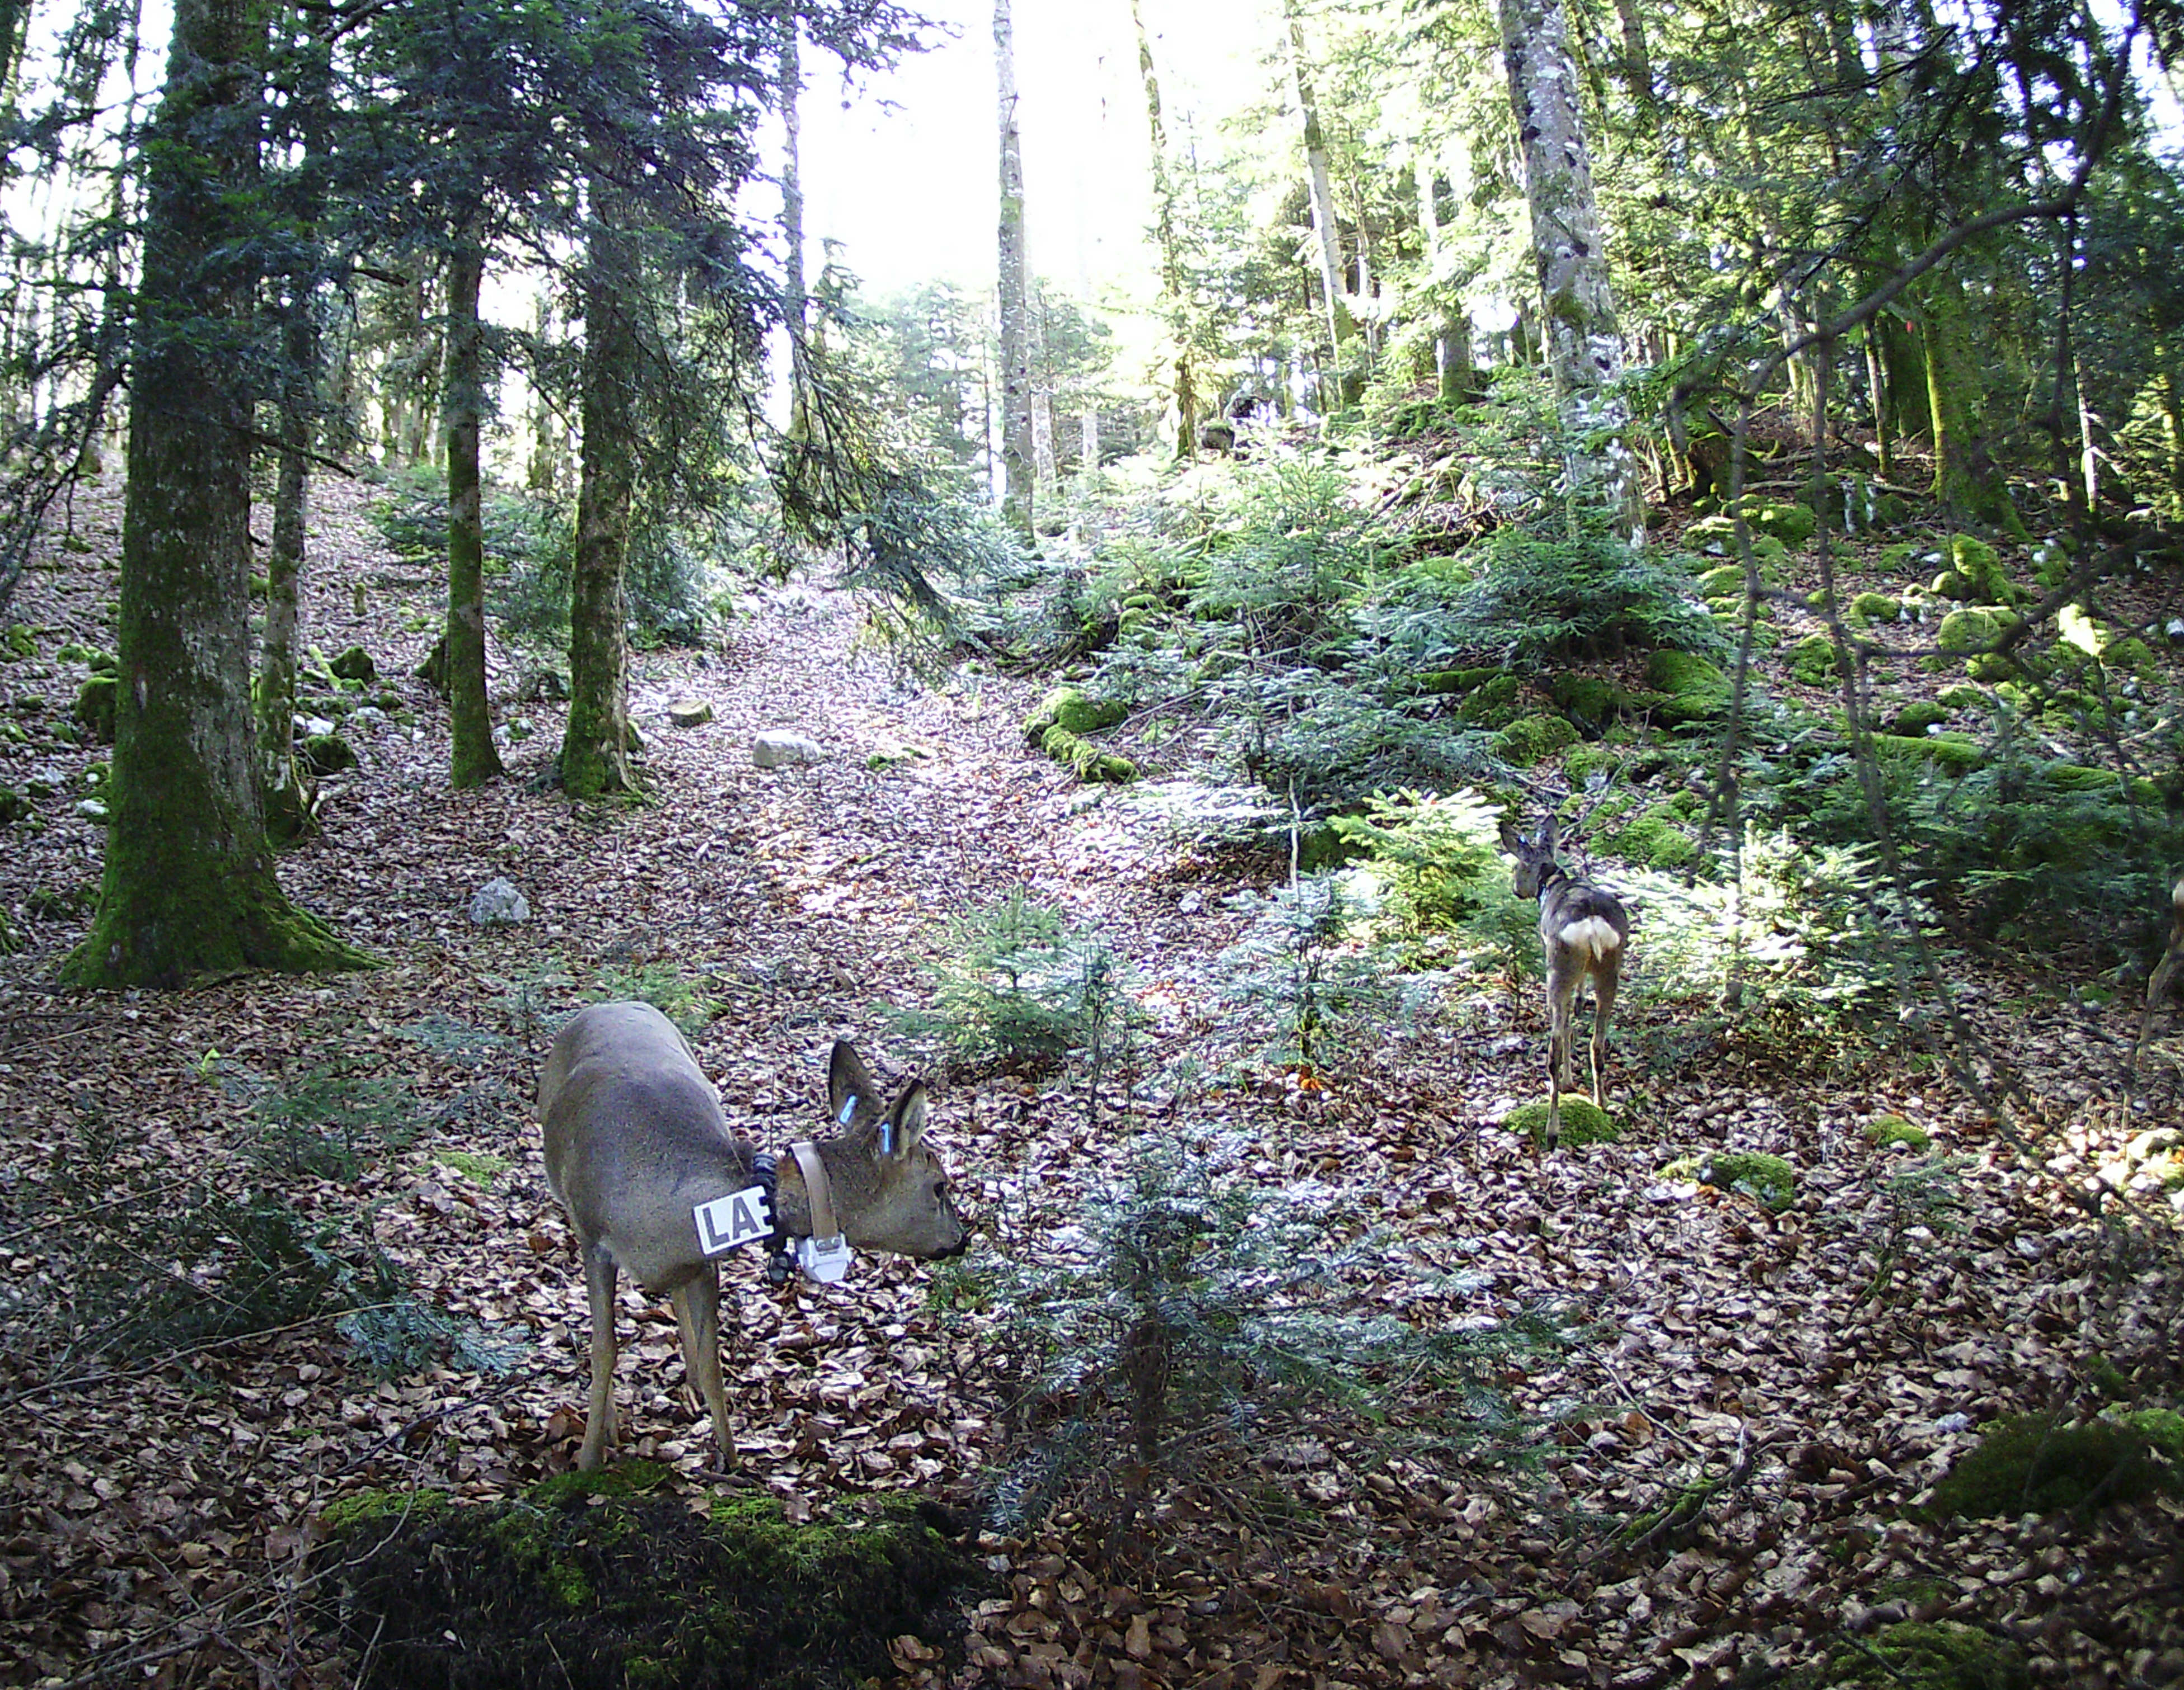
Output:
top-left (994, 0), bottom-right (1035, 539)
top-left (1498, 0), bottom-right (1646, 543)
top-left (1283, 0), bottom-right (1360, 406)
top-left (1129, 0), bottom-right (1197, 459)
top-left (779, 17), bottom-right (812, 442)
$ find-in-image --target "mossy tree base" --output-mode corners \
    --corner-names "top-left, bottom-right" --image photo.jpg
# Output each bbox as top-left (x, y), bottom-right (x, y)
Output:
top-left (65, 867), bottom-right (376, 988)
top-left (325, 1477), bottom-right (981, 1690)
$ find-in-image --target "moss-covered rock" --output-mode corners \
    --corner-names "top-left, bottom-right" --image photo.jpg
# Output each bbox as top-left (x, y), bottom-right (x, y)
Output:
top-left (2, 623), bottom-right (35, 659)
top-left (302, 732), bottom-right (357, 776)
top-left (1563, 745), bottom-right (1624, 788)
top-left (1024, 685), bottom-right (1125, 741)
top-left (1455, 672), bottom-right (1524, 728)
top-left (1937, 683), bottom-right (1989, 713)
top-left (72, 673), bottom-right (116, 743)
top-left (1787, 633), bottom-right (1839, 686)
top-left (1663, 1149), bottom-right (1797, 1212)
top-left (1935, 607), bottom-right (2002, 654)
top-left (1850, 591), bottom-right (1903, 624)
top-left (1948, 533), bottom-right (2032, 606)
top-left (1817, 1621), bottom-right (2029, 1689)
top-left (1864, 1113), bottom-right (1932, 1151)
top-left (329, 644), bottom-right (378, 682)
top-left (1600, 804), bottom-right (1696, 869)
top-left (1870, 732), bottom-right (1985, 774)
top-left (1926, 1411), bottom-right (2174, 1520)
top-left (1414, 665), bottom-right (1506, 697)
top-left (324, 1478), bottom-right (981, 1690)
top-left (1039, 723), bottom-right (1136, 783)
top-left (1507, 1097), bottom-right (1618, 1147)
top-left (1643, 649), bottom-right (1732, 725)
top-left (1893, 700), bottom-right (1951, 736)
top-left (1549, 672), bottom-right (1621, 729)
top-left (1492, 713), bottom-right (1581, 767)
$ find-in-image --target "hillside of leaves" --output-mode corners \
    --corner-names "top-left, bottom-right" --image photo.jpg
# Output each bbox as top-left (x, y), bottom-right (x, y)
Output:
top-left (1, 416), bottom-right (2182, 1689)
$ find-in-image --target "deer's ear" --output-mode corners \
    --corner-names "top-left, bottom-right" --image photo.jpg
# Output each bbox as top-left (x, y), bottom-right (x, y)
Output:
top-left (1540, 815), bottom-right (1559, 854)
top-left (878, 1084), bottom-right (928, 1159)
top-left (829, 1041), bottom-right (883, 1130)
top-left (1499, 820), bottom-right (1524, 853)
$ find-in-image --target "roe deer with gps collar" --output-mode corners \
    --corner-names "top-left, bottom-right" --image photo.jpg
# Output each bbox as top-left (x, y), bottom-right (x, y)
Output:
top-left (540, 1001), bottom-right (967, 1471)
top-left (1502, 816), bottom-right (1629, 1152)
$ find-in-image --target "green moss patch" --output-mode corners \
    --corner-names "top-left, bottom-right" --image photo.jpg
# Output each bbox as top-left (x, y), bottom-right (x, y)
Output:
top-left (73, 673), bottom-right (117, 743)
top-left (1454, 672), bottom-right (1523, 727)
top-left (1892, 700), bottom-right (1950, 736)
top-left (1024, 686), bottom-right (1124, 740)
top-left (1816, 1620), bottom-right (2028, 1689)
top-left (326, 1481), bottom-right (982, 1690)
top-left (1850, 592), bottom-right (1902, 624)
top-left (1507, 1097), bottom-right (1618, 1146)
top-left (1599, 804), bottom-right (1696, 870)
top-left (1787, 633), bottom-right (1838, 686)
top-left (1642, 650), bottom-right (1731, 725)
top-left (1925, 1412), bottom-right (2176, 1521)
top-left (1663, 1150), bottom-right (1796, 1213)
top-left (432, 1150), bottom-right (512, 1187)
top-left (1039, 724), bottom-right (1136, 784)
top-left (1492, 713), bottom-right (1581, 767)
top-left (1864, 1115), bottom-right (1932, 1151)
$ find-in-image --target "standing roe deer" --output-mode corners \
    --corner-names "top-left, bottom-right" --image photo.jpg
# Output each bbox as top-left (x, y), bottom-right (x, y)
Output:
top-left (1501, 816), bottom-right (1630, 1151)
top-left (2134, 875), bottom-right (2184, 1065)
top-left (540, 1001), bottom-right (967, 1471)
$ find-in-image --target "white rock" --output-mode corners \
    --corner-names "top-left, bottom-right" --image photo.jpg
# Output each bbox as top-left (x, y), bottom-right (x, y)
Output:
top-left (667, 697), bottom-right (714, 728)
top-left (753, 731), bottom-right (822, 769)
top-left (468, 877), bottom-right (530, 926)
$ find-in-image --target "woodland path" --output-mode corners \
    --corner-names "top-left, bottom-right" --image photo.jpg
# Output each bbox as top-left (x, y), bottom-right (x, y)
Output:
top-left (0, 467), bottom-right (2179, 1688)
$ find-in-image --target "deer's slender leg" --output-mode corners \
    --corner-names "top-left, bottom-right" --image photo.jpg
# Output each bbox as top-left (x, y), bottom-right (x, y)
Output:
top-left (669, 1266), bottom-right (736, 1469)
top-left (578, 1244), bottom-right (620, 1472)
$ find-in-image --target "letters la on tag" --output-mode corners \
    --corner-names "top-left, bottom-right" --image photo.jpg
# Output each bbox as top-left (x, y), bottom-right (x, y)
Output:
top-left (692, 1185), bottom-right (772, 1256)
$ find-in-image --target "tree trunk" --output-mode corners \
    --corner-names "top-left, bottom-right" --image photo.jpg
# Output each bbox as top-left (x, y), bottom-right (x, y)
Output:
top-left (779, 17), bottom-right (812, 443)
top-left (1283, 0), bottom-right (1360, 407)
top-left (1919, 268), bottom-right (2023, 533)
top-left (66, 0), bottom-right (369, 988)
top-left (443, 240), bottom-right (503, 789)
top-left (1864, 320), bottom-right (1894, 479)
top-left (258, 305), bottom-right (315, 844)
top-left (1498, 0), bottom-right (1646, 544)
top-left (1129, 0), bottom-right (1197, 461)
top-left (994, 0), bottom-right (1035, 541)
top-left (561, 179), bottom-right (638, 802)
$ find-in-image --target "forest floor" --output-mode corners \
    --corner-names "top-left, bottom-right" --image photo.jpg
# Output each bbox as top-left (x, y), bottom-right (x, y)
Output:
top-left (1, 461), bottom-right (2182, 1690)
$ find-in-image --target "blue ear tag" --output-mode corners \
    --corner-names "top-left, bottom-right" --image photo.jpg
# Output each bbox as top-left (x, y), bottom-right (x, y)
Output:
top-left (879, 1120), bottom-right (894, 1155)
top-left (837, 1096), bottom-right (856, 1127)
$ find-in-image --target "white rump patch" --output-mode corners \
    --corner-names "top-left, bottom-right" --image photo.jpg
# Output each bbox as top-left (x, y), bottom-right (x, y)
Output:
top-left (1558, 916), bottom-right (1623, 959)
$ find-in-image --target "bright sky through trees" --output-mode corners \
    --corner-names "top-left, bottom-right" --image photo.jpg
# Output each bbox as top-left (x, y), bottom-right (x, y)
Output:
top-left (790, 0), bottom-right (1271, 298)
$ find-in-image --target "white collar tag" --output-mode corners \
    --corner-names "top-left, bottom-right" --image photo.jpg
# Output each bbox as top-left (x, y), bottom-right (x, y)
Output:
top-left (789, 1140), bottom-right (854, 1284)
top-left (796, 1233), bottom-right (853, 1283)
top-left (692, 1184), bottom-right (773, 1257)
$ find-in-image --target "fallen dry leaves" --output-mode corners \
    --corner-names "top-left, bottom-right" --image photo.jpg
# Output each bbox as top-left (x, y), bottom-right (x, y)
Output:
top-left (0, 466), bottom-right (2179, 1689)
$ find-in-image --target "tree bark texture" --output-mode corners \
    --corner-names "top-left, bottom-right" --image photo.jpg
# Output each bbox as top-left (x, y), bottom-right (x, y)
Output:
top-left (994, 0), bottom-right (1035, 540)
top-left (1919, 268), bottom-right (2024, 533)
top-left (66, 0), bottom-right (369, 987)
top-left (562, 183), bottom-right (638, 802)
top-left (779, 18), bottom-right (812, 444)
top-left (258, 306), bottom-right (314, 843)
top-left (443, 240), bottom-right (503, 789)
top-left (1498, 0), bottom-right (1646, 544)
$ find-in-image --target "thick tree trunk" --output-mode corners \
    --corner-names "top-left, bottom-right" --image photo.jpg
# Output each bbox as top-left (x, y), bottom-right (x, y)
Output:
top-left (562, 182), bottom-right (637, 802)
top-left (994, 0), bottom-right (1035, 540)
top-left (1129, 0), bottom-right (1197, 461)
top-left (1498, 0), bottom-right (1646, 544)
top-left (1283, 0), bottom-right (1361, 408)
top-left (258, 306), bottom-right (315, 844)
top-left (66, 0), bottom-right (369, 987)
top-left (1919, 268), bottom-right (2024, 533)
top-left (443, 240), bottom-right (503, 789)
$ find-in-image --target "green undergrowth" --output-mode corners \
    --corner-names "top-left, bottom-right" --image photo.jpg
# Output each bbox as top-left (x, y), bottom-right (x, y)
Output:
top-left (1924, 1411), bottom-right (2180, 1520)
top-left (325, 1479), bottom-right (982, 1690)
top-left (1663, 1150), bottom-right (1797, 1212)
